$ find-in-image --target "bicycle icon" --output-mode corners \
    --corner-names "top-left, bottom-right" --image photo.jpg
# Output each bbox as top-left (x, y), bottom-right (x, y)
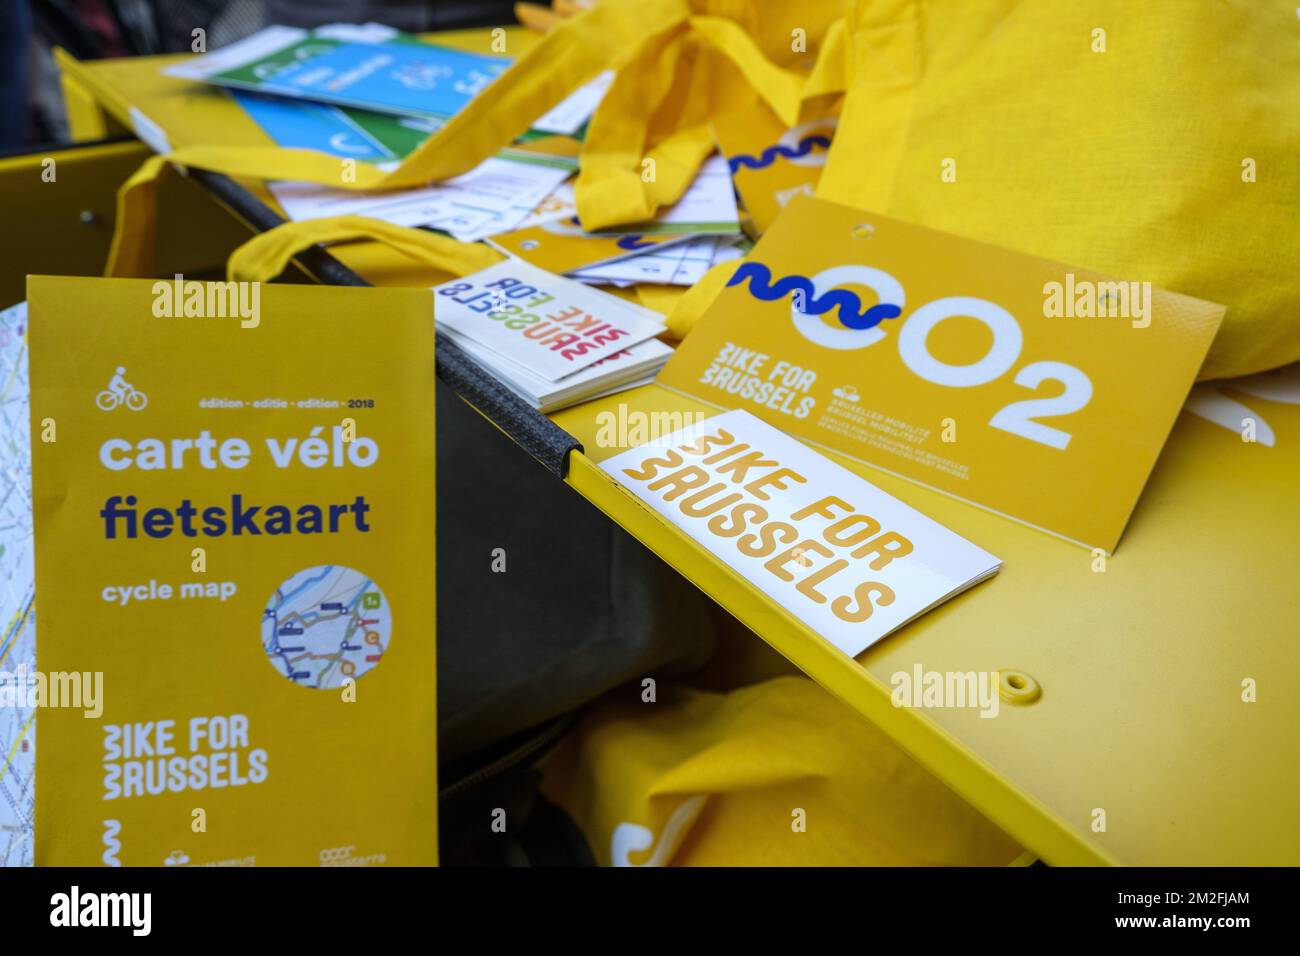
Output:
top-left (95, 366), bottom-right (148, 411)
top-left (96, 387), bottom-right (147, 411)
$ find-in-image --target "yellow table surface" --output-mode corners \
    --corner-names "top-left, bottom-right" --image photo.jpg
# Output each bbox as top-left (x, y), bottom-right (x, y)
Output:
top-left (55, 29), bottom-right (1300, 865)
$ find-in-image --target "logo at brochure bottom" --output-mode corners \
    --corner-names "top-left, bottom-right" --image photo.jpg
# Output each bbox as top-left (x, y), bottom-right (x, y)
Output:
top-left (261, 565), bottom-right (391, 690)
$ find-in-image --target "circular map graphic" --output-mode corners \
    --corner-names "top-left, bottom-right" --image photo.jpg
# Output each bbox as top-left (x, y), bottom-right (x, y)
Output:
top-left (261, 565), bottom-right (391, 689)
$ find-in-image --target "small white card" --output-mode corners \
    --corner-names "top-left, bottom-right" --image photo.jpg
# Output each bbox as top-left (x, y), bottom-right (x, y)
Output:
top-left (434, 259), bottom-right (666, 381)
top-left (571, 235), bottom-right (743, 286)
top-left (532, 71), bottom-right (614, 136)
top-left (600, 409), bottom-right (1000, 657)
top-left (647, 154), bottom-right (741, 234)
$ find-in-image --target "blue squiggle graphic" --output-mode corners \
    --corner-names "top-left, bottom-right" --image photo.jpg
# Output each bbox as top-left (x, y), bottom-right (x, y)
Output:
top-left (726, 261), bottom-right (902, 330)
top-left (727, 134), bottom-right (832, 173)
top-left (102, 819), bottom-right (122, 867)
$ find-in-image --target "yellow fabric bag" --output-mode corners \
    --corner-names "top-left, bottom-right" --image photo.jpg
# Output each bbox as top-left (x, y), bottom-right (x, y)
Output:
top-left (815, 0), bottom-right (1300, 381)
top-left (106, 0), bottom-right (846, 277)
top-left (541, 676), bottom-right (1027, 866)
top-left (224, 215), bottom-right (502, 283)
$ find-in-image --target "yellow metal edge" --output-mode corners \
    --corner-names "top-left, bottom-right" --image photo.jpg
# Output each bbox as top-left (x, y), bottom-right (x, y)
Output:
top-left (565, 449), bottom-right (1120, 867)
top-left (54, 49), bottom-right (134, 139)
top-left (58, 73), bottom-right (108, 141)
top-left (0, 137), bottom-right (147, 172)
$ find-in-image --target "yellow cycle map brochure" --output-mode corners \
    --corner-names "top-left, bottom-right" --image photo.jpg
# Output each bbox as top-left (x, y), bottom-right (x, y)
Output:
top-left (27, 276), bottom-right (438, 866)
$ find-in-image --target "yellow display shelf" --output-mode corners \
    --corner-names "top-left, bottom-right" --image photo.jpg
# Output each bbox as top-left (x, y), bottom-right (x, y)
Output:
top-left (48, 30), bottom-right (1300, 867)
top-left (553, 378), bottom-right (1300, 867)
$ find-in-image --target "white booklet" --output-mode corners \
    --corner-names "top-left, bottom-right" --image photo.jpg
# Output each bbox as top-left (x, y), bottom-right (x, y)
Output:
top-left (600, 409), bottom-right (1001, 657)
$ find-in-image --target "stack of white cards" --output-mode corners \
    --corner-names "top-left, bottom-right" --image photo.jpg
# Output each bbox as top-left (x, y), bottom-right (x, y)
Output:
top-left (434, 260), bottom-right (671, 412)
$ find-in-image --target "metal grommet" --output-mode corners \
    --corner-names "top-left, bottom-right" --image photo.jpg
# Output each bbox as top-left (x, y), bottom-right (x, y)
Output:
top-left (520, 239), bottom-right (540, 251)
top-left (850, 223), bottom-right (875, 240)
top-left (998, 669), bottom-right (1041, 705)
top-left (79, 210), bottom-right (98, 225)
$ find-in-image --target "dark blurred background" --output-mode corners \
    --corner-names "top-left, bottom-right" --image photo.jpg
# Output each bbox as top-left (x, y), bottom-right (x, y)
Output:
top-left (1, 0), bottom-right (516, 149)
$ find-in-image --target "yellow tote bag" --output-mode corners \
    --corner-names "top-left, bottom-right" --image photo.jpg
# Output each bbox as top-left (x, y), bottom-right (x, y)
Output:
top-left (107, 0), bottom-right (847, 277)
top-left (816, 0), bottom-right (1300, 381)
top-left (542, 676), bottom-right (1027, 866)
top-left (223, 215), bottom-right (502, 284)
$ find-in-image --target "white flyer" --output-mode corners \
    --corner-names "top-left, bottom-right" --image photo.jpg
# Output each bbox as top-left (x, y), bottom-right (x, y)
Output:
top-left (269, 157), bottom-right (570, 235)
top-left (640, 154), bottom-right (740, 234)
top-left (572, 236), bottom-right (744, 286)
top-left (532, 71), bottom-right (614, 135)
top-left (600, 409), bottom-right (1001, 657)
